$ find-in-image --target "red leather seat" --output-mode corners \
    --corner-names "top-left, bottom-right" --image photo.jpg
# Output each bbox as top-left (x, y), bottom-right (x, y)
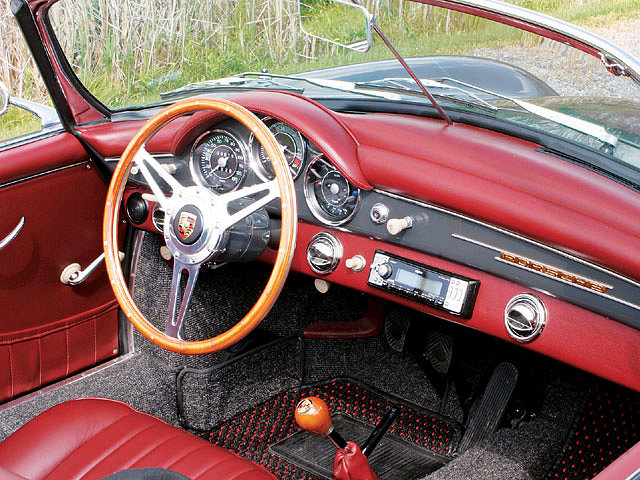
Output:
top-left (0, 398), bottom-right (276, 480)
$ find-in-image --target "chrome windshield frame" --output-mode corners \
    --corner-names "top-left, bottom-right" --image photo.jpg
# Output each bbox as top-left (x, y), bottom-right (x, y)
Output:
top-left (421, 0), bottom-right (640, 85)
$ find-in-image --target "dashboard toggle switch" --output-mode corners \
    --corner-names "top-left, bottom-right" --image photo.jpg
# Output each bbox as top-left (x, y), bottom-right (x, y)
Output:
top-left (345, 255), bottom-right (366, 272)
top-left (386, 216), bottom-right (413, 235)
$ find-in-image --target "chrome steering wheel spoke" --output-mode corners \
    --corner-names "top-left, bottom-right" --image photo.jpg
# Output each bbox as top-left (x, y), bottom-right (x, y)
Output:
top-left (133, 147), bottom-right (185, 210)
top-left (166, 259), bottom-right (200, 340)
top-left (217, 179), bottom-right (279, 230)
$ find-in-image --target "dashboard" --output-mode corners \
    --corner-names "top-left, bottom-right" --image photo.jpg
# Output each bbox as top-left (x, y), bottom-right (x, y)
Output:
top-left (87, 89), bottom-right (640, 391)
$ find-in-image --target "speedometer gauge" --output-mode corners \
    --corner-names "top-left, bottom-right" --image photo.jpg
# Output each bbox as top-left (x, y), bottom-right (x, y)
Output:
top-left (190, 129), bottom-right (247, 193)
top-left (304, 155), bottom-right (360, 225)
top-left (251, 119), bottom-right (305, 180)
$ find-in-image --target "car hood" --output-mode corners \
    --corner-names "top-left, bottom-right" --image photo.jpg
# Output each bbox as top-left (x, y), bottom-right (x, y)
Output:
top-left (297, 56), bottom-right (557, 99)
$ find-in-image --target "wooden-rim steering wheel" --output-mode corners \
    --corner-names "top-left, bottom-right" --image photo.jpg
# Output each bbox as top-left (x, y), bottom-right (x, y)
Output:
top-left (103, 98), bottom-right (297, 354)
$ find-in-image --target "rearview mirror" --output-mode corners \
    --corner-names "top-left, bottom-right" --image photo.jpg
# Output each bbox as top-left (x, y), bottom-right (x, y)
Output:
top-left (298, 0), bottom-right (374, 53)
top-left (0, 81), bottom-right (9, 117)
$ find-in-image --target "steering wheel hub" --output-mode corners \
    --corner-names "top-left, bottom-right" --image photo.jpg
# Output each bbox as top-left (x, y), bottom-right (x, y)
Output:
top-left (163, 186), bottom-right (226, 265)
top-left (173, 205), bottom-right (203, 245)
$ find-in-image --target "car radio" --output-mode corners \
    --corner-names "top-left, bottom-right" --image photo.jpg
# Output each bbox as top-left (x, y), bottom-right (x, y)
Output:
top-left (367, 250), bottom-right (480, 318)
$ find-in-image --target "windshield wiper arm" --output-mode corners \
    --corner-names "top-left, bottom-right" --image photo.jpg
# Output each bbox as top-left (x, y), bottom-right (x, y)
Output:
top-left (355, 78), bottom-right (498, 110)
top-left (160, 76), bottom-right (304, 100)
top-left (437, 77), bottom-right (618, 149)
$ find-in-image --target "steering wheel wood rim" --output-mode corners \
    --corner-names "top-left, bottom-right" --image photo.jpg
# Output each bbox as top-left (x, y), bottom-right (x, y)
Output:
top-left (103, 98), bottom-right (297, 354)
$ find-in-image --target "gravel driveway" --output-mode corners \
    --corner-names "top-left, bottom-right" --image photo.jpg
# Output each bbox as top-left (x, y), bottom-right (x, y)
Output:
top-left (472, 14), bottom-right (640, 99)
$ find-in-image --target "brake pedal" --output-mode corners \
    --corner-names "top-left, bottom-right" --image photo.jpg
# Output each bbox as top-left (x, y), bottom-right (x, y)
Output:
top-left (457, 361), bottom-right (519, 452)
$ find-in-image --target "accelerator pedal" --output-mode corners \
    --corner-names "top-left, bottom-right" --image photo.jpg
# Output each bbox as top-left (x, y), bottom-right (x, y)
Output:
top-left (457, 361), bottom-right (518, 452)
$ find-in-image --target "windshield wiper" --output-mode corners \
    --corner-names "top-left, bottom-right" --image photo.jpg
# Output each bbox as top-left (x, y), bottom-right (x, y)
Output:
top-left (161, 72), bottom-right (413, 102)
top-left (438, 77), bottom-right (618, 150)
top-left (355, 78), bottom-right (498, 110)
top-left (160, 76), bottom-right (305, 100)
top-left (356, 76), bottom-right (618, 150)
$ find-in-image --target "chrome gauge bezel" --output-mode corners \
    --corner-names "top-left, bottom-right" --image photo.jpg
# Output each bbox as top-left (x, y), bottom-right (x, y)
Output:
top-left (249, 117), bottom-right (306, 182)
top-left (189, 128), bottom-right (248, 193)
top-left (303, 154), bottom-right (360, 226)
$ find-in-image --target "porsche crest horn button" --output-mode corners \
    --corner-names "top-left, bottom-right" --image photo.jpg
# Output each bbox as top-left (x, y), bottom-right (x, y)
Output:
top-left (172, 206), bottom-right (204, 245)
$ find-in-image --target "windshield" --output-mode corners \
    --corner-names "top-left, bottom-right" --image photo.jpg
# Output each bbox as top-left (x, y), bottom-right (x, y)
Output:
top-left (48, 0), bottom-right (640, 168)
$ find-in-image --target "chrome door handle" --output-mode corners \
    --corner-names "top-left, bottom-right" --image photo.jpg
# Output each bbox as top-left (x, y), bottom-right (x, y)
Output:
top-left (60, 251), bottom-right (125, 286)
top-left (0, 217), bottom-right (25, 251)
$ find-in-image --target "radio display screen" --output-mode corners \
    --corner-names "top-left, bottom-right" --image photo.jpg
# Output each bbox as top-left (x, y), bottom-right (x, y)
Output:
top-left (395, 269), bottom-right (445, 297)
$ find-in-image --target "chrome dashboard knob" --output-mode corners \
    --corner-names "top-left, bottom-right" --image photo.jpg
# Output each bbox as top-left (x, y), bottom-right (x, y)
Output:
top-left (505, 293), bottom-right (547, 343)
top-left (370, 203), bottom-right (389, 224)
top-left (306, 232), bottom-right (342, 275)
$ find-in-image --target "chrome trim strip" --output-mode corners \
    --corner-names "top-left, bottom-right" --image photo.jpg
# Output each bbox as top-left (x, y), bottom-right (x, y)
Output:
top-left (452, 233), bottom-right (615, 289)
top-left (0, 127), bottom-right (65, 152)
top-left (105, 154), bottom-right (175, 163)
top-left (440, 0), bottom-right (640, 83)
top-left (0, 217), bottom-right (25, 251)
top-left (0, 353), bottom-right (138, 415)
top-left (375, 189), bottom-right (640, 289)
top-left (0, 161), bottom-right (88, 190)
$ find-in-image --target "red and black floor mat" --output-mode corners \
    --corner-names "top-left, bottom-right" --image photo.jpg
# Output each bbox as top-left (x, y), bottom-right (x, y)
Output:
top-left (546, 383), bottom-right (639, 480)
top-left (197, 378), bottom-right (461, 479)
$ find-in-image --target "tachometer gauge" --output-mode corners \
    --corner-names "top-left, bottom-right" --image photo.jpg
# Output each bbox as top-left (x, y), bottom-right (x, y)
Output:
top-left (304, 155), bottom-right (360, 225)
top-left (251, 119), bottom-right (305, 180)
top-left (190, 129), bottom-right (247, 193)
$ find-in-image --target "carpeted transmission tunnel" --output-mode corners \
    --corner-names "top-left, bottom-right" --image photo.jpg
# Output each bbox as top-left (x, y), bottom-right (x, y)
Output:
top-left (197, 379), bottom-right (462, 479)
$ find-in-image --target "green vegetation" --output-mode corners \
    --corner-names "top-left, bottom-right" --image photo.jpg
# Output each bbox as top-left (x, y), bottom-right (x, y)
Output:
top-left (0, 106), bottom-right (43, 142)
top-left (1, 0), bottom-right (639, 140)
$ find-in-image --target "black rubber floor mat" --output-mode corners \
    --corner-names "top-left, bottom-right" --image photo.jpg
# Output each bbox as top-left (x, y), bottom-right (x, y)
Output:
top-left (271, 413), bottom-right (447, 479)
top-left (546, 383), bottom-right (640, 480)
top-left (197, 379), bottom-right (461, 480)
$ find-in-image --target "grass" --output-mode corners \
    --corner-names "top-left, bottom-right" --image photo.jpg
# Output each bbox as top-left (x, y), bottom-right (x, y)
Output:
top-left (1, 0), bottom-right (639, 140)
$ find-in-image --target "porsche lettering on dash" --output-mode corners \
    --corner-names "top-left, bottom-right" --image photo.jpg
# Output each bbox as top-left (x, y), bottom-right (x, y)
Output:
top-left (499, 252), bottom-right (609, 294)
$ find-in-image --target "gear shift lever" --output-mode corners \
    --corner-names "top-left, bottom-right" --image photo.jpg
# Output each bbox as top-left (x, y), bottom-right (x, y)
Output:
top-left (295, 397), bottom-right (347, 448)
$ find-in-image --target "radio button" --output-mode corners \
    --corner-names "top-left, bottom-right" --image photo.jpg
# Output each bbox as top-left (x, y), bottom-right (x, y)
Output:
top-left (376, 262), bottom-right (393, 279)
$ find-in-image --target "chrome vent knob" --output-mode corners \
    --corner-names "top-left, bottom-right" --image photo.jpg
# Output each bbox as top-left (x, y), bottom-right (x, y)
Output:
top-left (505, 293), bottom-right (547, 343)
top-left (306, 232), bottom-right (342, 275)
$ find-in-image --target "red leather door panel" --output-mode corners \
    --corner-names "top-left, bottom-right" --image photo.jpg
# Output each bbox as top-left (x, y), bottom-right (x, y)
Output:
top-left (0, 133), bottom-right (118, 404)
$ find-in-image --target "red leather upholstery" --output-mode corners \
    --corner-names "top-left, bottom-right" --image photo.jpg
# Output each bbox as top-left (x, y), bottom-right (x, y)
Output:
top-left (0, 399), bottom-right (276, 480)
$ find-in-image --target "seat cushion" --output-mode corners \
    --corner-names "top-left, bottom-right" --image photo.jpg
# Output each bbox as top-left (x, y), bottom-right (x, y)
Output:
top-left (0, 398), bottom-right (276, 480)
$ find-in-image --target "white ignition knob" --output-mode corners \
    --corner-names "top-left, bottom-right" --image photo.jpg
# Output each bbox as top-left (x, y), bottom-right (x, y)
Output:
top-left (345, 255), bottom-right (366, 272)
top-left (386, 216), bottom-right (413, 235)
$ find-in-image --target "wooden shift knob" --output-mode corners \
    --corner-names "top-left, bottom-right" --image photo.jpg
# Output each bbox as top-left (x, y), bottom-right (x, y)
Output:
top-left (295, 397), bottom-right (333, 435)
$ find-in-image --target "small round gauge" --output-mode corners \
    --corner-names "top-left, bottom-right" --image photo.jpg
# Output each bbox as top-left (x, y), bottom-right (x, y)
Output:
top-left (190, 129), bottom-right (247, 193)
top-left (304, 155), bottom-right (360, 225)
top-left (251, 119), bottom-right (305, 180)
